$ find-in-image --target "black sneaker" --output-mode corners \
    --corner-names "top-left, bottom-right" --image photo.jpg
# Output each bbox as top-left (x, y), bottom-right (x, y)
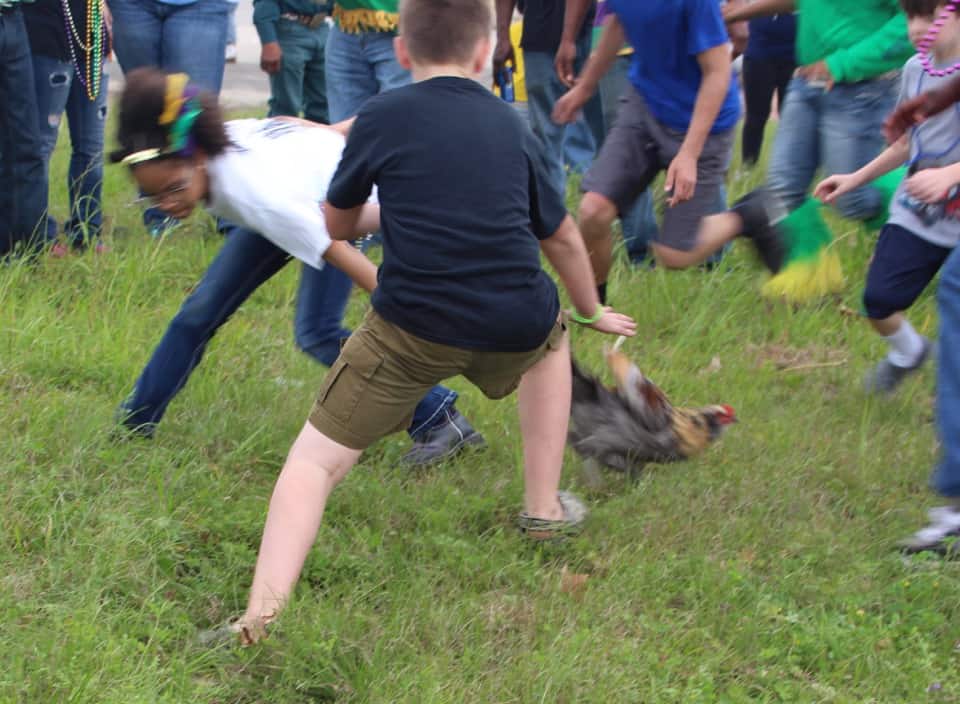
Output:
top-left (400, 408), bottom-right (486, 466)
top-left (731, 189), bottom-right (788, 274)
top-left (863, 337), bottom-right (932, 395)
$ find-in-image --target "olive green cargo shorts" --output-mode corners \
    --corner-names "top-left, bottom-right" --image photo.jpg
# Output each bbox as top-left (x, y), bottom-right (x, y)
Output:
top-left (308, 310), bottom-right (567, 449)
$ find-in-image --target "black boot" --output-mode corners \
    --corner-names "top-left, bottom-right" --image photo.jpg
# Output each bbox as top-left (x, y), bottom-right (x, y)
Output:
top-left (401, 408), bottom-right (486, 466)
top-left (731, 189), bottom-right (788, 274)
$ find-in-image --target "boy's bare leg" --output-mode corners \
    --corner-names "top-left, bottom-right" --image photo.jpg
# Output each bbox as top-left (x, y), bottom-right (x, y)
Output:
top-left (578, 193), bottom-right (619, 286)
top-left (652, 212), bottom-right (743, 269)
top-left (242, 422), bottom-right (363, 627)
top-left (517, 333), bottom-right (572, 521)
top-left (869, 312), bottom-right (904, 337)
top-left (580, 192), bottom-right (746, 274)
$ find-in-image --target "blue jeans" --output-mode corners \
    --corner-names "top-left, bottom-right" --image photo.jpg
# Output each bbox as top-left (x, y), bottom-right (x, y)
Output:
top-left (933, 247), bottom-right (960, 498)
top-left (767, 75), bottom-right (899, 220)
top-left (110, 0), bottom-right (231, 230)
top-left (31, 54), bottom-right (108, 247)
top-left (0, 7), bottom-right (48, 257)
top-left (269, 19), bottom-right (329, 123)
top-left (524, 37), bottom-right (604, 193)
top-left (598, 54), bottom-right (656, 262)
top-left (324, 23), bottom-right (410, 122)
top-left (119, 226), bottom-right (456, 437)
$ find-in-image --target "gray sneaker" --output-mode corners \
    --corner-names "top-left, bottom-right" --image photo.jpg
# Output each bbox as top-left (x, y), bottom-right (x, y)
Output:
top-left (863, 337), bottom-right (932, 395)
top-left (517, 491), bottom-right (588, 540)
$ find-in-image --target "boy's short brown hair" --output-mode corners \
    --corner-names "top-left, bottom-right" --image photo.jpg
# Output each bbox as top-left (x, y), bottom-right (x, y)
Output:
top-left (900, 0), bottom-right (946, 17)
top-left (399, 0), bottom-right (493, 65)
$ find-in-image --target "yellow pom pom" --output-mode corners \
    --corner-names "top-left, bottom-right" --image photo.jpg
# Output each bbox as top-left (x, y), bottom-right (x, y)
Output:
top-left (762, 251), bottom-right (845, 303)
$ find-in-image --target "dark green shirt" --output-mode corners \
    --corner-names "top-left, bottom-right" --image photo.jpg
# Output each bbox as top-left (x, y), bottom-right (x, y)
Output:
top-left (253, 0), bottom-right (331, 44)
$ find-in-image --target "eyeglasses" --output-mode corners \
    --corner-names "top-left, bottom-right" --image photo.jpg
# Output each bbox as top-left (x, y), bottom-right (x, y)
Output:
top-left (133, 168), bottom-right (195, 207)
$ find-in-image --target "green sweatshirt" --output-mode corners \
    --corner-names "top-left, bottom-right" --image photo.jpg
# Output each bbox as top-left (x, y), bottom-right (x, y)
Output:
top-left (798, 0), bottom-right (913, 83)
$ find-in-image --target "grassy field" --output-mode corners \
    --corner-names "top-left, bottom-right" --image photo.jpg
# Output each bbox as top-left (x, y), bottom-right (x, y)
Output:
top-left (2, 117), bottom-right (959, 703)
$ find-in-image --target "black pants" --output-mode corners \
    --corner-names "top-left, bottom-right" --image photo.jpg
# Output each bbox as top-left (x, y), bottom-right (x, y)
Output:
top-left (741, 55), bottom-right (795, 166)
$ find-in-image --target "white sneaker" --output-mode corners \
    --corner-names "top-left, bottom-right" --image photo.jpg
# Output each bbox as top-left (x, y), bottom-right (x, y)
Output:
top-left (901, 506), bottom-right (960, 554)
top-left (225, 44), bottom-right (238, 63)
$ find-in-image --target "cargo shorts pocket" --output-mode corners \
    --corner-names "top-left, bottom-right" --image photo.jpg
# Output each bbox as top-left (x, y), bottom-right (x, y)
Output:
top-left (315, 338), bottom-right (384, 425)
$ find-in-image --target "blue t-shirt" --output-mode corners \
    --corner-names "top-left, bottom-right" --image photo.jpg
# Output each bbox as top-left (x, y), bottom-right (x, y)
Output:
top-left (608, 0), bottom-right (740, 133)
top-left (327, 77), bottom-right (564, 353)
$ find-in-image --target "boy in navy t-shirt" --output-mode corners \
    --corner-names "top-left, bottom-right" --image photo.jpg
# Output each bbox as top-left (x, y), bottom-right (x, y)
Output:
top-left (218, 0), bottom-right (637, 644)
top-left (555, 0), bottom-right (786, 300)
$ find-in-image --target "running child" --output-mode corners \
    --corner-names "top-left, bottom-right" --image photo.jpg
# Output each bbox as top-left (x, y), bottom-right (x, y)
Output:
top-left (815, 0), bottom-right (960, 395)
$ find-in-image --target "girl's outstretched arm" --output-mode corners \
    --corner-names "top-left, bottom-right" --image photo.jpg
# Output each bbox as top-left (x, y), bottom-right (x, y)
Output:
top-left (322, 240), bottom-right (378, 293)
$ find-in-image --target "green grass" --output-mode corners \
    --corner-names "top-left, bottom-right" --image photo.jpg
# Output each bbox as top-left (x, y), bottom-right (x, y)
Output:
top-left (2, 118), bottom-right (959, 704)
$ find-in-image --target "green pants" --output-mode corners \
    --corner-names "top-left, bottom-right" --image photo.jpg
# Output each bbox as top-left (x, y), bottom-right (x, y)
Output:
top-left (268, 17), bottom-right (329, 123)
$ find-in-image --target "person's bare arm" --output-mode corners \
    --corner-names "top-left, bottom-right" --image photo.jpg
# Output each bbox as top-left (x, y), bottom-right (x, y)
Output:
top-left (722, 0), bottom-right (794, 23)
top-left (321, 240), bottom-right (378, 293)
top-left (539, 216), bottom-right (637, 336)
top-left (884, 77), bottom-right (960, 142)
top-left (323, 202), bottom-right (372, 241)
top-left (552, 14), bottom-right (624, 123)
top-left (555, 0), bottom-right (593, 86)
top-left (814, 136), bottom-right (909, 204)
top-left (493, 0), bottom-right (518, 76)
top-left (273, 115), bottom-right (356, 137)
top-left (665, 44), bottom-right (731, 206)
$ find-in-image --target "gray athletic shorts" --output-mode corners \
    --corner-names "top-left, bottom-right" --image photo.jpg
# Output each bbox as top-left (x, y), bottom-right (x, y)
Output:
top-left (581, 87), bottom-right (734, 252)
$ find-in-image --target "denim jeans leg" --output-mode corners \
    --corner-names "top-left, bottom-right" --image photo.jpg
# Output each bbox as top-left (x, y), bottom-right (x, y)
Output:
top-left (119, 227), bottom-right (291, 431)
top-left (821, 76), bottom-right (899, 221)
top-left (109, 0), bottom-right (163, 77)
top-left (268, 20), bottom-right (310, 118)
top-left (109, 0), bottom-right (168, 231)
top-left (325, 24), bottom-right (378, 122)
top-left (562, 35), bottom-right (603, 175)
top-left (366, 30), bottom-right (410, 95)
top-left (293, 261), bottom-right (356, 368)
top-left (31, 53), bottom-right (72, 241)
top-left (161, 0), bottom-right (230, 93)
top-left (523, 49), bottom-right (569, 194)
top-left (301, 23), bottom-right (329, 123)
top-left (767, 77), bottom-right (822, 212)
top-left (64, 65), bottom-right (108, 245)
top-left (0, 9), bottom-right (49, 256)
top-left (933, 247), bottom-right (960, 499)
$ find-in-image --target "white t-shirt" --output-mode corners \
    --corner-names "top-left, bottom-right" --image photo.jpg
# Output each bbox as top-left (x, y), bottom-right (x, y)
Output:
top-left (206, 118), bottom-right (365, 268)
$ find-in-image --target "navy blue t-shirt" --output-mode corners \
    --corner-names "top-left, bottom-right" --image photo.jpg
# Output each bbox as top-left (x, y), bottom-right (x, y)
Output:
top-left (745, 14), bottom-right (797, 61)
top-left (608, 0), bottom-right (740, 133)
top-left (327, 77), bottom-right (565, 353)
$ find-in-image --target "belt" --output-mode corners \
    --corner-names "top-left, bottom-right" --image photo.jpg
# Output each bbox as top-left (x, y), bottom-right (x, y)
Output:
top-left (280, 11), bottom-right (327, 29)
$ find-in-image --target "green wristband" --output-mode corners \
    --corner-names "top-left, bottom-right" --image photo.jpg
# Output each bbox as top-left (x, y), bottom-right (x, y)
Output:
top-left (571, 304), bottom-right (604, 325)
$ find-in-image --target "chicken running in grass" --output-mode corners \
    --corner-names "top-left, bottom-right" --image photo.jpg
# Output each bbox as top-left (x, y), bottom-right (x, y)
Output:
top-left (569, 345), bottom-right (737, 478)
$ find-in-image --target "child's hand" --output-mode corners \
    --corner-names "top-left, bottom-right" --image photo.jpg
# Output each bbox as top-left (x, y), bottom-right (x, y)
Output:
top-left (553, 85), bottom-right (590, 125)
top-left (665, 149), bottom-right (697, 206)
top-left (588, 308), bottom-right (637, 337)
top-left (906, 167), bottom-right (959, 204)
top-left (814, 174), bottom-right (858, 204)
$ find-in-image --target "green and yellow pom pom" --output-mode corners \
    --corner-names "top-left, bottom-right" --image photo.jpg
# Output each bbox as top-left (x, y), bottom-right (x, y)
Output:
top-left (762, 167), bottom-right (907, 303)
top-left (762, 198), bottom-right (844, 302)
